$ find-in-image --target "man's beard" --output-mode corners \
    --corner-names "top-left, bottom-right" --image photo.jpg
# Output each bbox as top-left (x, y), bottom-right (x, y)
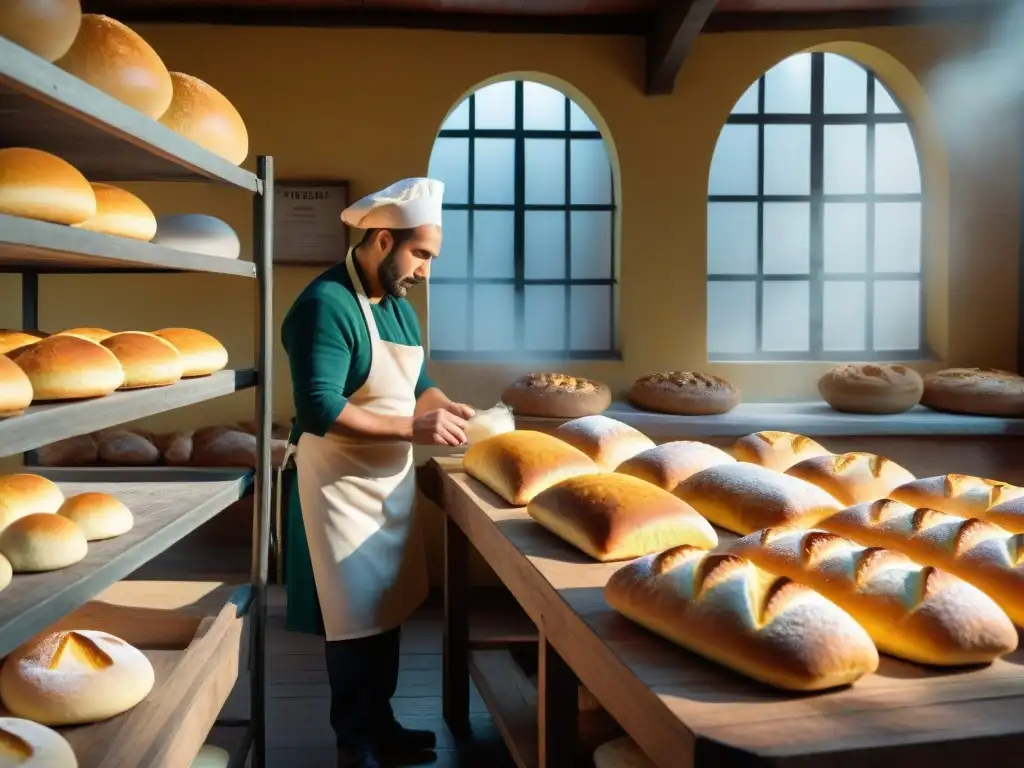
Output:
top-left (378, 250), bottom-right (422, 298)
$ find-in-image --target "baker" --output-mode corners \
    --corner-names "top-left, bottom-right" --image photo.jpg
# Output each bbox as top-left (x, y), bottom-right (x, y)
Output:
top-left (280, 177), bottom-right (474, 768)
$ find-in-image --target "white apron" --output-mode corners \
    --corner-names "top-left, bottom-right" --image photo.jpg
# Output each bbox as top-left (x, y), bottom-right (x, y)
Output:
top-left (295, 250), bottom-right (429, 641)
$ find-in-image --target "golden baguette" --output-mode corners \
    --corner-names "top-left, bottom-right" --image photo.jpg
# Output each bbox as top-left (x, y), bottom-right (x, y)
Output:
top-left (729, 527), bottom-right (1017, 665)
top-left (986, 496), bottom-right (1024, 534)
top-left (731, 430), bottom-right (830, 472)
top-left (785, 452), bottom-right (915, 507)
top-left (889, 474), bottom-right (1024, 518)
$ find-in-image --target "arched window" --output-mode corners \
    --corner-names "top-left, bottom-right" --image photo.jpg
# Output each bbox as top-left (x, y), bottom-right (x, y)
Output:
top-left (426, 79), bottom-right (618, 360)
top-left (706, 52), bottom-right (925, 361)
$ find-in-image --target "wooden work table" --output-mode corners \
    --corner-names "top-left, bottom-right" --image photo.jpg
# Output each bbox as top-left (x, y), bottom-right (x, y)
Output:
top-left (430, 457), bottom-right (1024, 768)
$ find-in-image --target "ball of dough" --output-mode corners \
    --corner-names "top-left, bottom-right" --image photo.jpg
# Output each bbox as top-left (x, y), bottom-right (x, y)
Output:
top-left (0, 716), bottom-right (78, 767)
top-left (57, 493), bottom-right (132, 541)
top-left (0, 513), bottom-right (87, 573)
top-left (0, 0), bottom-right (83, 62)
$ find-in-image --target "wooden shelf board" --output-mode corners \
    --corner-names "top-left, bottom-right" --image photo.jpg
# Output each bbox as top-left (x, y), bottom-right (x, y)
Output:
top-left (469, 649), bottom-right (540, 768)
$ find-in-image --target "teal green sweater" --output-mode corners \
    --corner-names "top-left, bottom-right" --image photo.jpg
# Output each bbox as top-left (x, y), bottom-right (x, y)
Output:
top-left (282, 258), bottom-right (436, 443)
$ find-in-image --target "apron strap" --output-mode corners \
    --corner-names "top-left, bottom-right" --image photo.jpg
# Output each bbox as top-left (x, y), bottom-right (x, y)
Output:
top-left (274, 442), bottom-right (298, 584)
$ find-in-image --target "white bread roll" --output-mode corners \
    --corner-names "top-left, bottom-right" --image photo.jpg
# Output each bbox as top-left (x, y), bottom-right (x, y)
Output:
top-left (158, 72), bottom-right (249, 165)
top-left (818, 363), bottom-right (924, 414)
top-left (0, 0), bottom-right (82, 62)
top-left (821, 500), bottom-right (1024, 627)
top-left (191, 744), bottom-right (229, 768)
top-left (151, 214), bottom-right (241, 259)
top-left (786, 452), bottom-right (916, 507)
top-left (921, 367), bottom-right (1024, 417)
top-left (732, 430), bottom-right (831, 472)
top-left (889, 474), bottom-right (1024, 519)
top-left (0, 717), bottom-right (77, 767)
top-left (54, 14), bottom-right (172, 118)
top-left (729, 527), bottom-right (1017, 665)
top-left (100, 331), bottom-right (183, 389)
top-left (0, 147), bottom-right (95, 225)
top-left (605, 546), bottom-right (879, 691)
top-left (986, 496), bottom-right (1024, 534)
top-left (53, 327), bottom-right (113, 343)
top-left (8, 334), bottom-right (124, 400)
top-left (0, 355), bottom-right (33, 418)
top-left (57, 492), bottom-right (132, 541)
top-left (36, 434), bottom-right (99, 466)
top-left (501, 372), bottom-right (611, 418)
top-left (527, 473), bottom-right (717, 561)
top-left (0, 474), bottom-right (64, 531)
top-left (0, 630), bottom-right (155, 725)
top-left (0, 329), bottom-right (47, 356)
top-left (72, 183), bottom-right (156, 241)
top-left (94, 428), bottom-right (160, 465)
top-left (628, 371), bottom-right (740, 415)
top-left (0, 513), bottom-right (87, 572)
top-left (552, 414), bottom-right (654, 471)
top-left (593, 737), bottom-right (654, 768)
top-left (0, 553), bottom-right (11, 592)
top-left (676, 462), bottom-right (843, 535)
top-left (615, 440), bottom-right (735, 492)
top-left (462, 430), bottom-right (597, 506)
top-left (151, 328), bottom-right (229, 377)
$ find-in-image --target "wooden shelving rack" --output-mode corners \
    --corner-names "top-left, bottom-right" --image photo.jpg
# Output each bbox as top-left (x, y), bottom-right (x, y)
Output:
top-left (0, 36), bottom-right (273, 768)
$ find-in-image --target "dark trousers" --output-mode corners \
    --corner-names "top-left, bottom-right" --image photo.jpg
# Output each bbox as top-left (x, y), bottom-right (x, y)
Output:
top-left (325, 627), bottom-right (402, 748)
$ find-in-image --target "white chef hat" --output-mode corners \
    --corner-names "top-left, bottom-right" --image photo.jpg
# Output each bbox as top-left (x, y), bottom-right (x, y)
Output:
top-left (341, 177), bottom-right (445, 230)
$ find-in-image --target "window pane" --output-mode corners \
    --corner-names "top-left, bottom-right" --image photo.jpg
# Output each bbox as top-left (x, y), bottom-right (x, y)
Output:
top-left (823, 280), bottom-right (866, 351)
top-left (524, 211), bottom-right (565, 279)
top-left (764, 53), bottom-right (812, 113)
top-left (874, 79), bottom-right (901, 114)
top-left (429, 284), bottom-right (468, 351)
top-left (707, 202), bottom-right (757, 275)
top-left (440, 99), bottom-right (470, 130)
top-left (570, 140), bottom-right (612, 205)
top-left (823, 54), bottom-right (868, 114)
top-left (524, 138), bottom-right (565, 205)
top-left (570, 211), bottom-right (612, 280)
top-left (570, 100), bottom-right (598, 131)
top-left (823, 203), bottom-right (867, 273)
top-left (874, 202), bottom-right (921, 273)
top-left (474, 81), bottom-right (515, 129)
top-left (764, 125), bottom-right (810, 195)
top-left (824, 125), bottom-right (867, 194)
top-left (763, 202), bottom-right (810, 274)
top-left (472, 211), bottom-right (515, 278)
top-left (427, 138), bottom-right (468, 204)
top-left (708, 125), bottom-right (758, 196)
top-left (873, 280), bottom-right (920, 351)
top-left (875, 124), bottom-right (921, 194)
top-left (434, 209), bottom-right (468, 278)
top-left (474, 138), bottom-right (515, 204)
top-left (732, 80), bottom-right (760, 114)
top-left (525, 286), bottom-right (566, 352)
top-left (473, 284), bottom-right (516, 351)
top-left (707, 281), bottom-right (756, 355)
top-left (570, 285), bottom-right (611, 351)
top-left (523, 81), bottom-right (565, 130)
top-left (762, 280), bottom-right (810, 352)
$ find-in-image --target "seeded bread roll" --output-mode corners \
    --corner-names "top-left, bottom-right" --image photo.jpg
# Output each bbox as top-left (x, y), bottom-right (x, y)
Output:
top-left (8, 334), bottom-right (124, 400)
top-left (0, 474), bottom-right (65, 531)
top-left (0, 328), bottom-right (47, 356)
top-left (36, 434), bottom-right (99, 467)
top-left (732, 430), bottom-right (831, 472)
top-left (57, 492), bottom-right (133, 541)
top-left (605, 546), bottom-right (879, 691)
top-left (785, 452), bottom-right (916, 507)
top-left (501, 372), bottom-right (611, 418)
top-left (0, 354), bottom-right (33, 418)
top-left (921, 367), bottom-right (1024, 417)
top-left (628, 371), bottom-right (740, 415)
top-left (593, 737), bottom-right (655, 768)
top-left (889, 474), bottom-right (1024, 519)
top-left (552, 415), bottom-right (654, 471)
top-left (54, 327), bottom-right (114, 343)
top-left (462, 430), bottom-right (597, 506)
top-left (818, 363), bottom-right (924, 414)
top-left (101, 331), bottom-right (183, 389)
top-left (0, 513), bottom-right (87, 572)
top-left (986, 496), bottom-right (1024, 534)
top-left (615, 441), bottom-right (736, 493)
top-left (151, 327), bottom-right (229, 377)
top-left (729, 527), bottom-right (1017, 665)
top-left (0, 717), bottom-right (77, 767)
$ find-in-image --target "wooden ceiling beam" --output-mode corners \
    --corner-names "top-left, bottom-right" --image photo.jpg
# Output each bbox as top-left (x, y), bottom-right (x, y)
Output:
top-left (645, 0), bottom-right (719, 96)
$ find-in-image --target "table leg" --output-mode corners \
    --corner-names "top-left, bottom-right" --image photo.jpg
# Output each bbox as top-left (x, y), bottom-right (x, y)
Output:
top-left (538, 632), bottom-right (579, 767)
top-left (443, 514), bottom-right (470, 734)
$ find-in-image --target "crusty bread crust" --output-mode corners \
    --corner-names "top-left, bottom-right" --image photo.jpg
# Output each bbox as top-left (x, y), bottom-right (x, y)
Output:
top-left (628, 371), bottom-right (739, 416)
top-left (501, 373), bottom-right (611, 418)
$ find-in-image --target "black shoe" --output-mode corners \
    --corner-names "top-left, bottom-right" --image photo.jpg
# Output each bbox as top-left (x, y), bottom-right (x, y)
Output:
top-left (337, 744), bottom-right (382, 768)
top-left (376, 721), bottom-right (438, 753)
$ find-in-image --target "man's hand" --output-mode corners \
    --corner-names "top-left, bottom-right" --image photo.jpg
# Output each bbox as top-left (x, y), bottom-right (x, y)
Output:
top-left (445, 402), bottom-right (475, 420)
top-left (412, 409), bottom-right (468, 446)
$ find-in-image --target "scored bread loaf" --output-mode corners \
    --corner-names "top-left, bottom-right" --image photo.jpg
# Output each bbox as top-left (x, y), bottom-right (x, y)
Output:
top-left (605, 546), bottom-right (879, 691)
top-left (95, 428), bottom-right (160, 465)
top-left (501, 372), bottom-right (611, 418)
top-left (729, 527), bottom-right (1017, 664)
top-left (0, 354), bottom-right (33, 418)
top-left (732, 431), bottom-right (830, 472)
top-left (889, 474), bottom-right (1024, 519)
top-left (785, 452), bottom-right (916, 506)
top-left (0, 147), bottom-right (96, 225)
top-left (72, 183), bottom-right (157, 241)
top-left (0, 328), bottom-right (47, 356)
top-left (821, 500), bottom-right (1024, 627)
top-left (57, 492), bottom-right (133, 541)
top-left (0, 0), bottom-right (83, 62)
top-left (593, 737), bottom-right (655, 768)
top-left (615, 440), bottom-right (736, 492)
top-left (0, 474), bottom-right (65, 531)
top-left (152, 327), bottom-right (229, 377)
top-left (527, 473), bottom-right (717, 561)
top-left (101, 331), bottom-right (184, 389)
top-left (462, 430), bottom-right (597, 506)
top-left (818, 363), bottom-right (924, 414)
top-left (985, 496), bottom-right (1024, 534)
top-left (0, 717), bottom-right (77, 767)
top-left (628, 371), bottom-right (740, 415)
top-left (676, 462), bottom-right (843, 535)
top-left (159, 72), bottom-right (249, 165)
top-left (921, 367), bottom-right (1024, 417)
top-left (552, 414), bottom-right (654, 471)
top-left (0, 513), bottom-right (88, 572)
top-left (8, 334), bottom-right (124, 400)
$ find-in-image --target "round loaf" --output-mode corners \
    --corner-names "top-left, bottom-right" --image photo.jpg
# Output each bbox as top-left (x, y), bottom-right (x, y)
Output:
top-left (732, 430), bottom-right (831, 472)
top-left (191, 744), bottom-right (229, 768)
top-left (818, 363), bottom-right (924, 414)
top-left (72, 183), bottom-right (157, 241)
top-left (593, 737), bottom-right (654, 768)
top-left (501, 372), bottom-right (611, 418)
top-left (57, 492), bottom-right (132, 541)
top-left (159, 72), bottom-right (249, 165)
top-left (54, 327), bottom-right (113, 343)
top-left (152, 328), bottom-right (228, 377)
top-left (0, 553), bottom-right (11, 592)
top-left (921, 367), bottom-right (1024, 417)
top-left (0, 0), bottom-right (82, 62)
top-left (95, 428), bottom-right (160, 465)
top-left (0, 513), bottom-right (87, 572)
top-left (0, 355), bottom-right (33, 418)
top-left (36, 434), bottom-right (99, 467)
top-left (0, 329), bottom-right (47, 356)
top-left (0, 717), bottom-right (78, 767)
top-left (0, 474), bottom-right (64, 531)
top-left (786, 452), bottom-right (916, 507)
top-left (55, 14), bottom-right (172, 118)
top-left (628, 371), bottom-right (740, 416)
top-left (8, 334), bottom-right (124, 400)
top-left (191, 427), bottom-right (256, 467)
top-left (152, 214), bottom-right (241, 259)
top-left (100, 331), bottom-right (183, 389)
top-left (0, 629), bottom-right (155, 725)
top-left (615, 441), bottom-right (736, 493)
top-left (0, 147), bottom-right (96, 225)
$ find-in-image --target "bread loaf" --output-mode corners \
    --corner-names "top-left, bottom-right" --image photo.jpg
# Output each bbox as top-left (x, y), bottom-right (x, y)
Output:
top-left (614, 441), bottom-right (735, 493)
top-left (676, 462), bottom-right (843, 535)
top-left (101, 331), bottom-right (183, 389)
top-left (0, 474), bottom-right (64, 531)
top-left (95, 428), bottom-right (160, 465)
top-left (57, 493), bottom-right (132, 541)
top-left (0, 553), bottom-right (11, 593)
top-left (527, 473), bottom-right (717, 561)
top-left (821, 500), bottom-right (1024, 626)
top-left (605, 546), bottom-right (879, 691)
top-left (152, 327), bottom-right (228, 377)
top-left (55, 14), bottom-right (172, 118)
top-left (0, 147), bottom-right (95, 225)
top-left (36, 434), bottom-right (99, 466)
top-left (818, 363), bottom-right (924, 414)
top-left (921, 367), bottom-right (1024, 417)
top-left (159, 72), bottom-right (249, 165)
top-left (155, 430), bottom-right (193, 465)
top-left (462, 430), bottom-right (597, 506)
top-left (0, 717), bottom-right (77, 767)
top-left (0, 329), bottom-right (46, 356)
top-left (0, 354), bottom-right (33, 418)
top-left (786, 452), bottom-right (916, 507)
top-left (0, 0), bottom-right (82, 61)
top-left (0, 513), bottom-right (87, 572)
top-left (192, 744), bottom-right (230, 768)
top-left (54, 327), bottom-right (113, 343)
top-left (985, 496), bottom-right (1024, 534)
top-left (552, 415), bottom-right (654, 471)
top-left (72, 183), bottom-right (157, 241)
top-left (8, 334), bottom-right (124, 400)
top-left (152, 214), bottom-right (241, 259)
top-left (593, 737), bottom-right (654, 768)
top-left (729, 527), bottom-right (1017, 665)
top-left (889, 474), bottom-right (1024, 519)
top-left (628, 371), bottom-right (740, 415)
top-left (191, 426), bottom-right (256, 467)
top-left (732, 430), bottom-right (830, 472)
top-left (501, 372), bottom-right (611, 418)
top-left (0, 629), bottom-right (155, 725)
